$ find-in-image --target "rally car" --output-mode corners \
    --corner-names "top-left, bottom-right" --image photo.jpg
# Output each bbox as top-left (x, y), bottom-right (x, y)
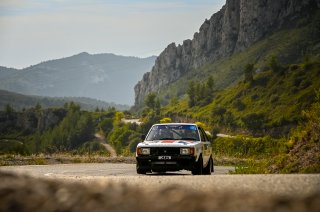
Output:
top-left (136, 123), bottom-right (213, 175)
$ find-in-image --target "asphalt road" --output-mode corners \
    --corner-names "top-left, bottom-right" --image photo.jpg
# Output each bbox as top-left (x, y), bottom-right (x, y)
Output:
top-left (1, 163), bottom-right (319, 198)
top-left (0, 163), bottom-right (233, 177)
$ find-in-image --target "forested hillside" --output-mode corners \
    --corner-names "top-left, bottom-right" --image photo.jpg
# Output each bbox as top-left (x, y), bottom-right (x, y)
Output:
top-left (0, 100), bottom-right (154, 157)
top-left (162, 61), bottom-right (320, 136)
top-left (0, 90), bottom-right (129, 111)
top-left (0, 103), bottom-right (141, 156)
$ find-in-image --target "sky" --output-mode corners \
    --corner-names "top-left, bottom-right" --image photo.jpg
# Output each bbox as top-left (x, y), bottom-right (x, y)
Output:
top-left (0, 0), bottom-right (225, 69)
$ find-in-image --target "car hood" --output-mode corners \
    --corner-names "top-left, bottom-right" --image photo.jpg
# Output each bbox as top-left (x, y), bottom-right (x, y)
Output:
top-left (138, 140), bottom-right (198, 147)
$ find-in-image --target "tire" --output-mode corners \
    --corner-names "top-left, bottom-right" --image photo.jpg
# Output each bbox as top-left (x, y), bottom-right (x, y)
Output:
top-left (136, 162), bottom-right (147, 174)
top-left (192, 155), bottom-right (203, 175)
top-left (211, 157), bottom-right (214, 173)
top-left (203, 156), bottom-right (213, 175)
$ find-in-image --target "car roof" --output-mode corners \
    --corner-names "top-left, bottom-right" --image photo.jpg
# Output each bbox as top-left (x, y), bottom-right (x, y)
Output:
top-left (153, 123), bottom-right (198, 126)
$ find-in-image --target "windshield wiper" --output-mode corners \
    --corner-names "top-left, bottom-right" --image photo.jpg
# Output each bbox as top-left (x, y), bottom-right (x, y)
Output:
top-left (158, 138), bottom-right (175, 140)
top-left (180, 137), bottom-right (197, 141)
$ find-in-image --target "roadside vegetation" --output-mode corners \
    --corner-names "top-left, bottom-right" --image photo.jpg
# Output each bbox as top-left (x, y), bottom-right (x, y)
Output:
top-left (0, 102), bottom-right (133, 159)
top-left (0, 94), bottom-right (168, 164)
top-left (159, 60), bottom-right (320, 173)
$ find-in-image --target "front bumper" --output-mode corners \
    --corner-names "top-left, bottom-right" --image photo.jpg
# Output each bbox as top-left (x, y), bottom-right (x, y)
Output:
top-left (136, 155), bottom-right (196, 172)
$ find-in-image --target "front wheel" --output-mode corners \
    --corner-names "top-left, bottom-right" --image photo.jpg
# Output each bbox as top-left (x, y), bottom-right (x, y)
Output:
top-left (192, 156), bottom-right (203, 175)
top-left (136, 162), bottom-right (147, 174)
top-left (203, 156), bottom-right (213, 175)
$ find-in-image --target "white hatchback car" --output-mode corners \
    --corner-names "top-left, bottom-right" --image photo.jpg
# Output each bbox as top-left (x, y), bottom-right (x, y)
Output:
top-left (136, 123), bottom-right (213, 175)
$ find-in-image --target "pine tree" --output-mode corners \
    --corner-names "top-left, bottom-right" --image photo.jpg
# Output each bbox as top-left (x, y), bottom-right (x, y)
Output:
top-left (187, 81), bottom-right (196, 107)
top-left (5, 104), bottom-right (14, 113)
top-left (244, 63), bottom-right (254, 83)
top-left (145, 93), bottom-right (157, 110)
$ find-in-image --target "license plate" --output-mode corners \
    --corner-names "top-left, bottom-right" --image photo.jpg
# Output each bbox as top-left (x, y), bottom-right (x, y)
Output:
top-left (158, 156), bottom-right (171, 160)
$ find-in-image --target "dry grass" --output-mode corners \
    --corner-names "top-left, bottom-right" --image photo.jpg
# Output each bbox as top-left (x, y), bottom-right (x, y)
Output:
top-left (0, 154), bottom-right (135, 166)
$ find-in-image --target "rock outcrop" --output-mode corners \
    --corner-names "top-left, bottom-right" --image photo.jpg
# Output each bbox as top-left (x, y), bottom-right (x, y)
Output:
top-left (134, 0), bottom-right (320, 106)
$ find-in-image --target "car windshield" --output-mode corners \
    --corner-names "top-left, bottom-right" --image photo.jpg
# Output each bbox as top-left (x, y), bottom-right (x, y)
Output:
top-left (145, 124), bottom-right (200, 141)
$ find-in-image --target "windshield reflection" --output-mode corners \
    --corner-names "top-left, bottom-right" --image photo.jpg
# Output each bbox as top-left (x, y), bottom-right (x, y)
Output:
top-left (146, 125), bottom-right (200, 141)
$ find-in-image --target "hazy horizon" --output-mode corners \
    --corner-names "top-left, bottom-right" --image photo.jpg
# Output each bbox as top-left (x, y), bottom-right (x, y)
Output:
top-left (0, 0), bottom-right (225, 69)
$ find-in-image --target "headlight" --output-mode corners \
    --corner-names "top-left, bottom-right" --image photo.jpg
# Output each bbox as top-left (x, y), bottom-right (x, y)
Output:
top-left (137, 148), bottom-right (150, 155)
top-left (180, 148), bottom-right (194, 155)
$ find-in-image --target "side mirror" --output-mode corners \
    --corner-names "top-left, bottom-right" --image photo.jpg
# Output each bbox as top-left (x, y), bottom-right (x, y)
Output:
top-left (141, 134), bottom-right (146, 140)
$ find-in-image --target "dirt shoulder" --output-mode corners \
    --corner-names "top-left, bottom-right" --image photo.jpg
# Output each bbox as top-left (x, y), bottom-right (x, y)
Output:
top-left (0, 154), bottom-right (135, 166)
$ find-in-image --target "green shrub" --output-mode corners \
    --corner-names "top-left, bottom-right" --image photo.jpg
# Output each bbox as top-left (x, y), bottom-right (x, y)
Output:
top-left (160, 117), bottom-right (172, 123)
top-left (0, 139), bottom-right (27, 155)
top-left (233, 99), bottom-right (246, 111)
top-left (241, 113), bottom-right (267, 131)
top-left (213, 136), bottom-right (287, 158)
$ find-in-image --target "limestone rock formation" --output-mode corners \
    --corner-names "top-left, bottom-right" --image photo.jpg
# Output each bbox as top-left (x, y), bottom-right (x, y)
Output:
top-left (134, 0), bottom-right (320, 106)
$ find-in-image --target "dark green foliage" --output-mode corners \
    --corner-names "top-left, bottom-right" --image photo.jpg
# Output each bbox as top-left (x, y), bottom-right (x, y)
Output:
top-left (35, 103), bottom-right (42, 111)
top-left (170, 96), bottom-right (179, 106)
top-left (187, 81), bottom-right (196, 107)
top-left (206, 76), bottom-right (214, 91)
top-left (0, 100), bottom-right (146, 156)
top-left (212, 106), bottom-right (226, 116)
top-left (78, 141), bottom-right (109, 155)
top-left (211, 106), bottom-right (236, 130)
top-left (0, 139), bottom-right (27, 155)
top-left (5, 104), bottom-right (15, 114)
top-left (269, 56), bottom-right (284, 75)
top-left (233, 99), bottom-right (246, 111)
top-left (140, 93), bottom-right (162, 135)
top-left (144, 93), bottom-right (157, 111)
top-left (42, 105), bottom-right (95, 152)
top-left (155, 98), bottom-right (161, 116)
top-left (213, 136), bottom-right (288, 158)
top-left (241, 113), bottom-right (267, 131)
top-left (107, 123), bottom-right (141, 154)
top-left (98, 118), bottom-right (113, 135)
top-left (244, 63), bottom-right (254, 84)
top-left (187, 77), bottom-right (215, 107)
top-left (128, 134), bottom-right (141, 153)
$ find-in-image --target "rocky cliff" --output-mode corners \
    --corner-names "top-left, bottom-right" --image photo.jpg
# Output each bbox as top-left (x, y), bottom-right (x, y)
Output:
top-left (134, 0), bottom-right (320, 106)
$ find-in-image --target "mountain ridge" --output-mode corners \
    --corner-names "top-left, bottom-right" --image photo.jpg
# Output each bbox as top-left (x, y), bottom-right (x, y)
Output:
top-left (0, 52), bottom-right (156, 105)
top-left (0, 89), bottom-right (129, 111)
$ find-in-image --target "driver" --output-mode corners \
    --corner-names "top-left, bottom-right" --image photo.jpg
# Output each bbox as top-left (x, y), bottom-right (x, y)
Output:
top-left (159, 128), bottom-right (173, 139)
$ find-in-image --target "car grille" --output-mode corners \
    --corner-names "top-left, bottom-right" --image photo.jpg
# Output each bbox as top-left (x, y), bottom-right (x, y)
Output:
top-left (150, 147), bottom-right (180, 156)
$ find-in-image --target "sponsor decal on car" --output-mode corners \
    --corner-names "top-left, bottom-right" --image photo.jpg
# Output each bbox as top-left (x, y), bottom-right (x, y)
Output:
top-left (159, 140), bottom-right (194, 144)
top-left (160, 140), bottom-right (176, 143)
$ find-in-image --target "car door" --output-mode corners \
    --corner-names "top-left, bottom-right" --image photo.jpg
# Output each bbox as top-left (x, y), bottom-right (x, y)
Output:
top-left (198, 127), bottom-right (212, 166)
